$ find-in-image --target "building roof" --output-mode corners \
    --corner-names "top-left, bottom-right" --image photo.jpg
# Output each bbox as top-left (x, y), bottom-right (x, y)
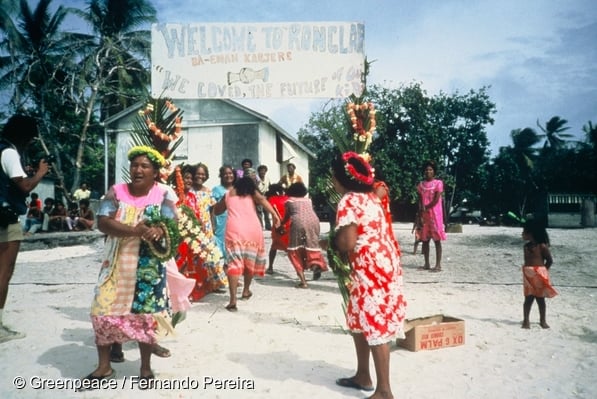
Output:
top-left (102, 99), bottom-right (316, 158)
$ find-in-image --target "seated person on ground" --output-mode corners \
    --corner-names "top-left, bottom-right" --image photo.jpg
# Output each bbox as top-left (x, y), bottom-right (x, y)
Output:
top-left (23, 193), bottom-right (43, 235)
top-left (48, 201), bottom-right (68, 232)
top-left (40, 197), bottom-right (54, 232)
top-left (73, 198), bottom-right (95, 230)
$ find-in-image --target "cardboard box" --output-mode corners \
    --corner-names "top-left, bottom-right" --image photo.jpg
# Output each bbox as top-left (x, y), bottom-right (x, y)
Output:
top-left (396, 315), bottom-right (465, 352)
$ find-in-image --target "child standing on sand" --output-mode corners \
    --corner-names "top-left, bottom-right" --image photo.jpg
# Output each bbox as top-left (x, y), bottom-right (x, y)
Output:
top-left (521, 218), bottom-right (557, 329)
top-left (412, 211), bottom-right (423, 254)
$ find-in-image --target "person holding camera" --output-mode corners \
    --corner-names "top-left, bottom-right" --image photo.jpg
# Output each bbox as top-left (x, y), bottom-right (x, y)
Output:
top-left (0, 115), bottom-right (49, 343)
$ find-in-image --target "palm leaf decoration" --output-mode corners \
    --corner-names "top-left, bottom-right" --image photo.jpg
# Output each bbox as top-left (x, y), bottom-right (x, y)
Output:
top-left (326, 59), bottom-right (377, 310)
top-left (123, 96), bottom-right (185, 182)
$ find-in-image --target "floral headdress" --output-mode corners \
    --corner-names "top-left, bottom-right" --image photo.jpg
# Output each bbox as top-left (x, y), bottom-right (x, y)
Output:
top-left (341, 151), bottom-right (375, 186)
top-left (127, 145), bottom-right (167, 168)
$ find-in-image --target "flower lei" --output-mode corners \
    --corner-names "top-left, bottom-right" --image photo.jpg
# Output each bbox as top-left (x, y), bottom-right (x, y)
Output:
top-left (128, 145), bottom-right (167, 168)
top-left (176, 205), bottom-right (224, 267)
top-left (342, 151), bottom-right (375, 186)
top-left (143, 205), bottom-right (181, 261)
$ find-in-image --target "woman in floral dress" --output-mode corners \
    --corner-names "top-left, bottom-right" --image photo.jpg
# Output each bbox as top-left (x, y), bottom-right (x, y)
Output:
top-left (331, 151), bottom-right (406, 399)
top-left (191, 163), bottom-right (227, 296)
top-left (174, 164), bottom-right (209, 302)
top-left (80, 146), bottom-right (179, 385)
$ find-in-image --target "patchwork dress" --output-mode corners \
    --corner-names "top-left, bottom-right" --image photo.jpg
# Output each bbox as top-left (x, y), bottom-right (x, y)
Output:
top-left (336, 191), bottom-right (407, 345)
top-left (90, 182), bottom-right (177, 346)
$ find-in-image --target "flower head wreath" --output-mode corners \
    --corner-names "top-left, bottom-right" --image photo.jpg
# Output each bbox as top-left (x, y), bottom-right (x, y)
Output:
top-left (127, 145), bottom-right (167, 168)
top-left (342, 151), bottom-right (375, 186)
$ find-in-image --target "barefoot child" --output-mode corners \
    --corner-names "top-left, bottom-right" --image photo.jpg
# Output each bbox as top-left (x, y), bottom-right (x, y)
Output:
top-left (521, 218), bottom-right (557, 329)
top-left (412, 211), bottom-right (423, 254)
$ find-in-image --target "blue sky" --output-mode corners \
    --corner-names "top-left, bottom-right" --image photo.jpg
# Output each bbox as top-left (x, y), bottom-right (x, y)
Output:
top-left (63, 0), bottom-right (597, 155)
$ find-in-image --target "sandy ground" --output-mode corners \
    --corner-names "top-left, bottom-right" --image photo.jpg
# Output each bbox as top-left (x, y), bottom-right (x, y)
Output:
top-left (0, 223), bottom-right (596, 399)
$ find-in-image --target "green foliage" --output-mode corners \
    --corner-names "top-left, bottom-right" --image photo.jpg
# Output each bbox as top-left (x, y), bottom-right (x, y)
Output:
top-left (481, 116), bottom-right (596, 219)
top-left (0, 0), bottom-right (156, 198)
top-left (299, 82), bottom-right (496, 220)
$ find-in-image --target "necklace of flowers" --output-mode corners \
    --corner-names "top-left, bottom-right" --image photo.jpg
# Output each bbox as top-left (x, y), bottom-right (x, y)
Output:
top-left (143, 206), bottom-right (181, 262)
top-left (140, 101), bottom-right (182, 143)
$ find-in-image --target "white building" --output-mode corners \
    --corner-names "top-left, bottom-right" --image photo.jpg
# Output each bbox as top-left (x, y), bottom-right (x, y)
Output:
top-left (102, 99), bottom-right (314, 192)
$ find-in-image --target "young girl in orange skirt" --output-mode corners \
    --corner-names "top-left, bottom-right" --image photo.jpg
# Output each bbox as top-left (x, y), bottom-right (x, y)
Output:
top-left (521, 218), bottom-right (557, 329)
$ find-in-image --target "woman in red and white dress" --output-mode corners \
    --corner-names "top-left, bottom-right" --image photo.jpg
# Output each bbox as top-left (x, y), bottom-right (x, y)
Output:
top-left (331, 151), bottom-right (406, 398)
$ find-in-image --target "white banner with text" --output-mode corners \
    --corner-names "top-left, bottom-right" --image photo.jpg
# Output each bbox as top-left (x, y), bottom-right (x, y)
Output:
top-left (151, 22), bottom-right (365, 99)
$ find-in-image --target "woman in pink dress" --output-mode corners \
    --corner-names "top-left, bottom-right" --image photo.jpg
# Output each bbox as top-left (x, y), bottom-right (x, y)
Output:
top-left (417, 160), bottom-right (447, 272)
top-left (331, 151), bottom-right (406, 398)
top-left (213, 174), bottom-right (280, 312)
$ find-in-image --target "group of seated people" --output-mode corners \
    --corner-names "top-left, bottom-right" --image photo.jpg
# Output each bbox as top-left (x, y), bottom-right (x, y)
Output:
top-left (23, 193), bottom-right (95, 235)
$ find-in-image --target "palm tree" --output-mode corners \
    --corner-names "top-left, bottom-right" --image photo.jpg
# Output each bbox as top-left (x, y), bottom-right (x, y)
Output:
top-left (72, 0), bottom-right (157, 118)
top-left (536, 116), bottom-right (574, 149)
top-left (503, 127), bottom-right (541, 216)
top-left (65, 0), bottom-right (157, 191)
top-left (582, 121), bottom-right (597, 149)
top-left (510, 127), bottom-right (540, 169)
top-left (0, 0), bottom-right (71, 111)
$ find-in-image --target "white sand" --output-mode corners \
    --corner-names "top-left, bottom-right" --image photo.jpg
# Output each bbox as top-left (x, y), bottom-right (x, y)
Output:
top-left (1, 223), bottom-right (596, 399)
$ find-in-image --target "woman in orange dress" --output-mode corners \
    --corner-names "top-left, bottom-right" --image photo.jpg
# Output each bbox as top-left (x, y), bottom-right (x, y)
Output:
top-left (265, 184), bottom-right (290, 275)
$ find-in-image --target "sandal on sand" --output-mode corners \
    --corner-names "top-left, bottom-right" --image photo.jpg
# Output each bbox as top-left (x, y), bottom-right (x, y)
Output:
top-left (296, 282), bottom-right (308, 289)
top-left (110, 350), bottom-right (125, 363)
top-left (312, 266), bottom-right (322, 280)
top-left (225, 304), bottom-right (238, 312)
top-left (240, 291), bottom-right (253, 300)
top-left (335, 377), bottom-right (374, 392)
top-left (417, 266), bottom-right (431, 271)
top-left (76, 369), bottom-right (115, 391)
top-left (431, 267), bottom-right (442, 272)
top-left (151, 344), bottom-right (171, 358)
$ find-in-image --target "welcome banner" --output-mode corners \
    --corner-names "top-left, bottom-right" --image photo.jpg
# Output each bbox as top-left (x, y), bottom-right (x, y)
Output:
top-left (151, 22), bottom-right (365, 99)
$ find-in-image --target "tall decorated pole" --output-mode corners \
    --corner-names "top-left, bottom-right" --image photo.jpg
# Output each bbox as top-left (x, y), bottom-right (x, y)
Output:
top-left (127, 97), bottom-right (185, 184)
top-left (327, 60), bottom-right (379, 309)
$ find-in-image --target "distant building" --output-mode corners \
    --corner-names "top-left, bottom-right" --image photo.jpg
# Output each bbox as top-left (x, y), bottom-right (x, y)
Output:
top-left (102, 99), bottom-right (315, 193)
